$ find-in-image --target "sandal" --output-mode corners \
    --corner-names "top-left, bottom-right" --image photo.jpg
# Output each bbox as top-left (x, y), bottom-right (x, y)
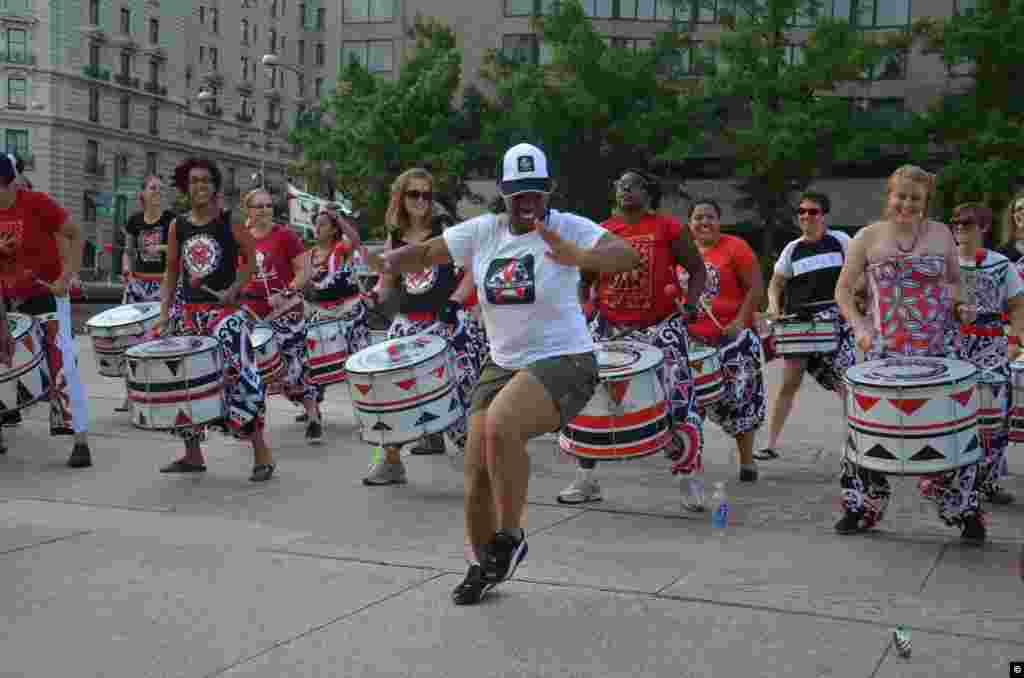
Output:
top-left (250, 463), bottom-right (276, 482)
top-left (753, 448), bottom-right (779, 461)
top-left (159, 459), bottom-right (207, 473)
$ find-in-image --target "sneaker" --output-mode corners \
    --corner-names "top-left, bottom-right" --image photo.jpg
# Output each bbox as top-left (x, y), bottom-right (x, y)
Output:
top-left (556, 477), bottom-right (602, 504)
top-left (753, 447), bottom-right (779, 461)
top-left (985, 487), bottom-right (1015, 505)
top-left (683, 476), bottom-right (706, 513)
top-left (739, 465), bottom-right (758, 483)
top-left (410, 433), bottom-right (446, 455)
top-left (451, 564), bottom-right (492, 606)
top-left (961, 513), bottom-right (986, 543)
top-left (67, 443), bottom-right (92, 469)
top-left (250, 463), bottom-right (276, 482)
top-left (834, 511), bottom-right (865, 535)
top-left (362, 462), bottom-right (407, 486)
top-left (305, 419), bottom-right (323, 445)
top-left (295, 412), bottom-right (309, 423)
top-left (481, 529), bottom-right (528, 585)
top-left (160, 459), bottom-right (207, 473)
top-left (2, 410), bottom-right (22, 427)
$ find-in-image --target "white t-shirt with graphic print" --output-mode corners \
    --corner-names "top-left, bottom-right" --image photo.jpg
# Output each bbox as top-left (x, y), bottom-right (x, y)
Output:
top-left (959, 249), bottom-right (1024, 315)
top-left (444, 209), bottom-right (607, 369)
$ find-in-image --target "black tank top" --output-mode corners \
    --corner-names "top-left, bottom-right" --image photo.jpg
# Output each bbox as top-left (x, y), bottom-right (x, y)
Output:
top-left (176, 211), bottom-right (240, 304)
top-left (392, 216), bottom-right (460, 314)
top-left (125, 210), bottom-right (175, 275)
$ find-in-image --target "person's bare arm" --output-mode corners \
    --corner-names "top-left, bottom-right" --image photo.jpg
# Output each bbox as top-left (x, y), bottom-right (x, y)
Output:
top-left (230, 222), bottom-right (259, 298)
top-left (836, 228), bottom-right (873, 345)
top-left (159, 220), bottom-right (179, 327)
top-left (671, 229), bottom-right (706, 306)
top-left (766, 272), bottom-right (787, 317)
top-left (730, 260), bottom-right (764, 332)
top-left (576, 232), bottom-right (642, 273)
top-left (367, 234), bottom-right (452, 275)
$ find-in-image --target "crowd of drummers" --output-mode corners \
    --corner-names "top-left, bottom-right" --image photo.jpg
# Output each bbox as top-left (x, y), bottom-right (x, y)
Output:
top-left (0, 146), bottom-right (1021, 607)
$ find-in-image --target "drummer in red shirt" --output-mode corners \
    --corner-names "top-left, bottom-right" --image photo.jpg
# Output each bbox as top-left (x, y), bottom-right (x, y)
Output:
top-left (681, 199), bottom-right (766, 483)
top-left (557, 169), bottom-right (708, 508)
top-left (0, 152), bottom-right (92, 467)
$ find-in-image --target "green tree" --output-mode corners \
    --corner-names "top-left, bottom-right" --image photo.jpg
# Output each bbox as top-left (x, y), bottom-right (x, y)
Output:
top-left (289, 18), bottom-right (476, 238)
top-left (671, 0), bottom-right (905, 252)
top-left (479, 0), bottom-right (699, 221)
top-left (911, 0), bottom-right (1024, 232)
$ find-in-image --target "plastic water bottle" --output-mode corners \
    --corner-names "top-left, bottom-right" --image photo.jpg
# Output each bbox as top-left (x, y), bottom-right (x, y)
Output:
top-left (711, 481), bottom-right (729, 531)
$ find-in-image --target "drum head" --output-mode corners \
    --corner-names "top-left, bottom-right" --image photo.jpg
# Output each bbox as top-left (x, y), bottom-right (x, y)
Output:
top-left (594, 341), bottom-right (663, 377)
top-left (125, 336), bottom-right (219, 358)
top-left (346, 334), bottom-right (447, 374)
top-left (86, 303), bottom-right (161, 329)
top-left (846, 357), bottom-right (976, 387)
top-left (250, 325), bottom-right (274, 350)
top-left (6, 313), bottom-right (34, 341)
top-left (687, 342), bottom-right (717, 362)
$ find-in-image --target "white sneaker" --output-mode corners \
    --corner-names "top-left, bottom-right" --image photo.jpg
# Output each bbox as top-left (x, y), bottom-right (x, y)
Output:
top-left (557, 477), bottom-right (602, 504)
top-left (683, 477), bottom-right (705, 513)
top-left (362, 462), bottom-right (407, 486)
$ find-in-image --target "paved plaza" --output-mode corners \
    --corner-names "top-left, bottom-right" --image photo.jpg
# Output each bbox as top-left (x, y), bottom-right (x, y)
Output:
top-left (0, 316), bottom-right (1020, 677)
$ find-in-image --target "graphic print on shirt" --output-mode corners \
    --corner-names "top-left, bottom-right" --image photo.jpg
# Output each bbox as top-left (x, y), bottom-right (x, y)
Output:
top-left (139, 228), bottom-right (163, 263)
top-left (182, 233), bottom-right (223, 287)
top-left (677, 262), bottom-right (719, 318)
top-left (602, 234), bottom-right (654, 311)
top-left (404, 265), bottom-right (438, 295)
top-left (0, 217), bottom-right (24, 277)
top-left (484, 255), bottom-right (536, 305)
top-left (254, 250), bottom-right (271, 280)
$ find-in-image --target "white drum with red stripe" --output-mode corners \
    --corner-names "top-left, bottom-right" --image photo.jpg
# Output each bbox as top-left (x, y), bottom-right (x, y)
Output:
top-left (368, 329), bottom-right (389, 346)
top-left (559, 341), bottom-right (669, 461)
top-left (688, 342), bottom-right (723, 408)
top-left (306, 316), bottom-right (349, 385)
top-left (0, 313), bottom-right (47, 412)
top-left (85, 302), bottom-right (162, 377)
top-left (125, 336), bottom-right (226, 430)
top-left (1009, 360), bottom-right (1024, 443)
top-left (772, 315), bottom-right (839, 356)
top-left (345, 334), bottom-right (460, 446)
top-left (844, 357), bottom-right (981, 475)
top-left (250, 324), bottom-right (283, 395)
top-left (977, 373), bottom-right (1009, 449)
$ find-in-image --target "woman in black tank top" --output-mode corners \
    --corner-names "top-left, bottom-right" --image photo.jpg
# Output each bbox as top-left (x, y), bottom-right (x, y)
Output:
top-left (361, 167), bottom-right (487, 487)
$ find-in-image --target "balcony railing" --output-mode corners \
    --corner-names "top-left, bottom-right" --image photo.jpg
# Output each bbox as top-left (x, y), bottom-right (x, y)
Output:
top-left (143, 81), bottom-right (168, 96)
top-left (0, 53), bottom-right (36, 66)
top-left (235, 112), bottom-right (254, 123)
top-left (85, 161), bottom-right (107, 177)
top-left (204, 105), bottom-right (224, 118)
top-left (265, 119), bottom-right (281, 131)
top-left (114, 73), bottom-right (140, 88)
top-left (83, 64), bottom-right (111, 81)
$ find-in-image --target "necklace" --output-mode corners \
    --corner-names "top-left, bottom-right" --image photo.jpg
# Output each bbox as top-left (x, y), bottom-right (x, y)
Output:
top-left (894, 221), bottom-right (923, 254)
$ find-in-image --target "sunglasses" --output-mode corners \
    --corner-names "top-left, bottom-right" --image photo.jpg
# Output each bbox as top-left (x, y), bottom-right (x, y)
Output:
top-left (615, 181), bottom-right (647, 192)
top-left (404, 190), bottom-right (432, 202)
top-left (952, 219), bottom-right (977, 228)
top-left (797, 208), bottom-right (821, 216)
top-left (249, 203), bottom-right (273, 209)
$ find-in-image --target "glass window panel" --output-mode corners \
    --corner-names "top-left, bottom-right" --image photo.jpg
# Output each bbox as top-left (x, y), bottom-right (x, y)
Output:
top-left (584, 0), bottom-right (612, 18)
top-left (368, 41), bottom-right (393, 71)
top-left (876, 0), bottom-right (908, 26)
top-left (539, 41), bottom-right (554, 64)
top-left (342, 44), bottom-right (363, 66)
top-left (655, 0), bottom-right (676, 20)
top-left (832, 0), bottom-right (851, 20)
top-left (540, 0), bottom-right (558, 13)
top-left (506, 0), bottom-right (534, 15)
top-left (855, 0), bottom-right (875, 26)
top-left (344, 0), bottom-right (368, 22)
top-left (7, 29), bottom-right (26, 60)
top-left (637, 0), bottom-right (655, 18)
top-left (8, 78), bottom-right (26, 107)
top-left (697, 0), bottom-right (717, 22)
top-left (370, 0), bottom-right (394, 20)
top-left (620, 0), bottom-right (638, 18)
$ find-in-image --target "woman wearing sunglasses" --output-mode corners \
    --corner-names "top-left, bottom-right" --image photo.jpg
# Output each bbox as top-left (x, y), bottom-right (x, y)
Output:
top-left (995, 190), bottom-right (1024, 276)
top-left (759, 192), bottom-right (855, 462)
top-left (239, 188), bottom-right (323, 444)
top-left (361, 167), bottom-right (487, 486)
top-left (945, 203), bottom-right (1022, 507)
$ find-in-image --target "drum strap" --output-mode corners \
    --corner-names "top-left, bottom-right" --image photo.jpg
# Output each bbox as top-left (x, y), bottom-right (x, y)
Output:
top-left (960, 325), bottom-right (1003, 337)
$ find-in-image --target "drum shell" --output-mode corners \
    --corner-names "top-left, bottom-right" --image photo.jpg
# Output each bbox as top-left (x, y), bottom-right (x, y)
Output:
top-left (977, 374), bottom-right (1008, 449)
top-left (0, 314), bottom-right (47, 411)
top-left (125, 337), bottom-right (226, 430)
top-left (560, 341), bottom-right (670, 461)
top-left (689, 343), bottom-right (723, 408)
top-left (844, 358), bottom-right (981, 475)
top-left (306, 317), bottom-right (349, 385)
top-left (345, 336), bottom-right (460, 446)
top-left (773, 317), bottom-right (839, 357)
top-left (250, 325), bottom-right (284, 395)
top-left (85, 303), bottom-right (162, 378)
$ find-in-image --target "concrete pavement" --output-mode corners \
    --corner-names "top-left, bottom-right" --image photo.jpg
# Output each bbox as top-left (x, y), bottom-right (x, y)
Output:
top-left (0, 336), bottom-right (1020, 677)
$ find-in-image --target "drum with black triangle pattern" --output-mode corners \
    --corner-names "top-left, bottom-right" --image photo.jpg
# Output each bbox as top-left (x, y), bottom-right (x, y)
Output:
top-left (84, 302), bottom-right (161, 377)
top-left (1008, 360), bottom-right (1024, 443)
top-left (560, 341), bottom-right (670, 461)
top-left (251, 324), bottom-right (284, 395)
top-left (124, 336), bottom-right (226, 430)
top-left (0, 313), bottom-right (48, 414)
top-left (345, 334), bottom-right (459, 446)
top-left (844, 357), bottom-right (983, 475)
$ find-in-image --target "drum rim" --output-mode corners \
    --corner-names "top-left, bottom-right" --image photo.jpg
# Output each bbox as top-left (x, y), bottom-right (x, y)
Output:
top-left (844, 358), bottom-right (978, 388)
top-left (345, 336), bottom-right (448, 374)
top-left (125, 336), bottom-right (221, 358)
top-left (85, 303), bottom-right (162, 329)
top-left (595, 340), bottom-right (665, 376)
top-left (5, 312), bottom-right (35, 340)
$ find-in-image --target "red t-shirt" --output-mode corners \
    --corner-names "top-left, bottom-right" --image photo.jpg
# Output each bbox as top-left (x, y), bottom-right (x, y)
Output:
top-left (0, 190), bottom-right (69, 300)
top-left (681, 234), bottom-right (757, 344)
top-left (594, 213), bottom-right (683, 326)
top-left (242, 224), bottom-right (304, 315)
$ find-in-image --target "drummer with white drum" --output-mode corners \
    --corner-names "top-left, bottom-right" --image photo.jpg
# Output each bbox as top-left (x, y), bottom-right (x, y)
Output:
top-left (946, 203), bottom-right (1022, 506)
top-left (556, 169), bottom-right (708, 509)
top-left (835, 165), bottom-right (986, 541)
top-left (759, 192), bottom-right (855, 461)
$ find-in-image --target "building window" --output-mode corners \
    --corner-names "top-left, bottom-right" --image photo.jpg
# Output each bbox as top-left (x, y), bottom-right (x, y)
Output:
top-left (84, 192), bottom-right (97, 222)
top-left (341, 40), bottom-right (393, 72)
top-left (116, 154), bottom-right (129, 178)
top-left (89, 42), bottom-right (101, 68)
top-left (210, 7), bottom-right (219, 33)
top-left (241, 96), bottom-right (253, 117)
top-left (580, 0), bottom-right (613, 19)
top-left (607, 36), bottom-right (653, 52)
top-left (784, 43), bottom-right (805, 65)
top-left (315, 42), bottom-right (325, 66)
top-left (148, 58), bottom-right (159, 85)
top-left (149, 103), bottom-right (158, 134)
top-left (89, 0), bottom-right (100, 25)
top-left (199, 45), bottom-right (205, 64)
top-left (199, 6), bottom-right (205, 23)
top-left (88, 87), bottom-right (100, 122)
top-left (297, 73), bottom-right (305, 97)
top-left (316, 7), bottom-right (325, 28)
top-left (659, 43), bottom-right (717, 77)
top-left (955, 0), bottom-right (978, 14)
top-left (5, 28), bottom-right (27, 63)
top-left (241, 19), bottom-right (249, 44)
top-left (501, 35), bottom-right (553, 65)
top-left (5, 129), bottom-right (28, 158)
top-left (149, 18), bottom-right (159, 44)
top-left (280, 35), bottom-right (286, 55)
top-left (209, 46), bottom-right (219, 70)
top-left (120, 51), bottom-right (132, 77)
top-left (119, 95), bottom-right (131, 128)
top-left (7, 76), bottom-right (26, 109)
top-left (314, 76), bottom-right (323, 98)
top-left (227, 167), bottom-right (236, 194)
top-left (863, 48), bottom-right (907, 79)
top-left (270, 0), bottom-right (278, 18)
top-left (119, 7), bottom-right (131, 34)
top-left (241, 55), bottom-right (250, 80)
top-left (618, 0), bottom-right (656, 20)
top-left (832, 0), bottom-right (909, 27)
top-left (298, 39), bottom-right (305, 63)
top-left (344, 0), bottom-right (395, 23)
top-left (146, 151), bottom-right (158, 176)
top-left (269, 29), bottom-right (277, 52)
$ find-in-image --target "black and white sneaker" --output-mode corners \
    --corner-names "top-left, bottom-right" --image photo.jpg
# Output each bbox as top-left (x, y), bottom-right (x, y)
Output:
top-left (481, 529), bottom-right (528, 585)
top-left (305, 419), bottom-right (323, 445)
top-left (451, 564), bottom-right (492, 605)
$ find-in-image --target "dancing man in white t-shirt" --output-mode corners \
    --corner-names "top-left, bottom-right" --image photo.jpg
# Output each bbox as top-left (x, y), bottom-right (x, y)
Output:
top-left (367, 143), bottom-right (641, 605)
